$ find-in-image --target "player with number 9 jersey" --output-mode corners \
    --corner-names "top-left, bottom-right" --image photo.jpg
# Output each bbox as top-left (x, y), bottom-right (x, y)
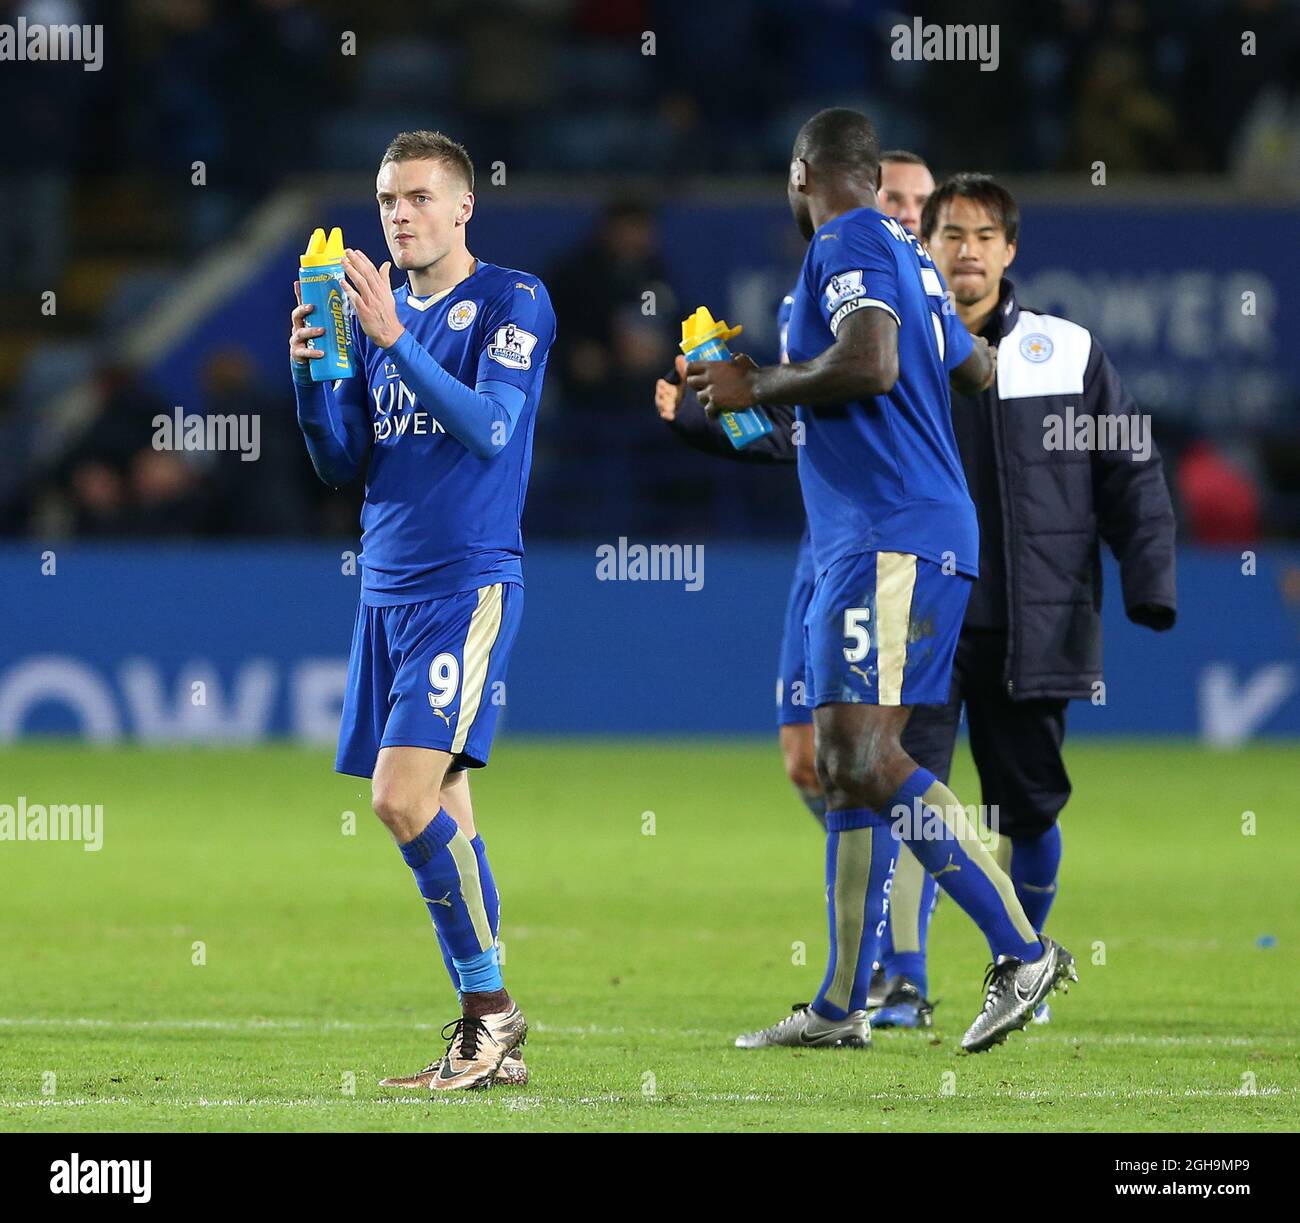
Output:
top-left (289, 129), bottom-right (553, 1092)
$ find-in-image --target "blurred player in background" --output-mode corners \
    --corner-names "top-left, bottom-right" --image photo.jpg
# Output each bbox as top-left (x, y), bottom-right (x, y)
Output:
top-left (656, 151), bottom-right (949, 1028)
top-left (689, 109), bottom-right (1077, 1053)
top-left (875, 149), bottom-right (934, 238)
top-left (289, 130), bottom-right (555, 1090)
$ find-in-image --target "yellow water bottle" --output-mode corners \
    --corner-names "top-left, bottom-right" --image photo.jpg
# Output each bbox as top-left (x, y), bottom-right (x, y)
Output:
top-left (299, 227), bottom-right (354, 381)
top-left (680, 307), bottom-right (773, 449)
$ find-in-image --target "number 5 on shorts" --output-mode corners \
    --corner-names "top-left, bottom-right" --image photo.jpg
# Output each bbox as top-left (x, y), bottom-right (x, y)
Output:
top-left (843, 607), bottom-right (871, 662)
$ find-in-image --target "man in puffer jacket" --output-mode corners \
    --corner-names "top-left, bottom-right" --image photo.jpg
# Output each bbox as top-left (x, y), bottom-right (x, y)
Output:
top-left (873, 173), bottom-right (1177, 1025)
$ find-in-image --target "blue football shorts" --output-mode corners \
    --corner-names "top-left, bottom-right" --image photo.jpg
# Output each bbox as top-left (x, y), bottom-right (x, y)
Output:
top-left (776, 542), bottom-right (816, 728)
top-left (336, 581), bottom-right (523, 778)
top-left (804, 551), bottom-right (970, 709)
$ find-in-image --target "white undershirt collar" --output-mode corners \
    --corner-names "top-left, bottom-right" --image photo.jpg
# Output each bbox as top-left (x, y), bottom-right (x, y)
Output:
top-left (404, 258), bottom-right (480, 311)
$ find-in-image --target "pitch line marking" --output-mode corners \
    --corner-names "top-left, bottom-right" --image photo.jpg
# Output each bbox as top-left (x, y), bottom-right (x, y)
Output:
top-left (1, 1086), bottom-right (1291, 1110)
top-left (0, 1016), bottom-right (1287, 1048)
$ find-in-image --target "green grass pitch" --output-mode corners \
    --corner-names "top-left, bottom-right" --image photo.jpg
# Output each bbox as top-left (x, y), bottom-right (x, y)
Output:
top-left (1, 738), bottom-right (1296, 1132)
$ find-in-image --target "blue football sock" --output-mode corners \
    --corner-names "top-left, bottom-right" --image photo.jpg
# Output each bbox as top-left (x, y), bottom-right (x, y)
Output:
top-left (886, 950), bottom-right (927, 992)
top-left (433, 928), bottom-right (458, 993)
top-left (429, 833), bottom-right (503, 998)
top-left (398, 810), bottom-right (502, 994)
top-left (879, 843), bottom-right (937, 996)
top-left (812, 808), bottom-right (898, 1021)
top-left (471, 834), bottom-right (501, 941)
top-left (455, 946), bottom-right (501, 993)
top-left (887, 767), bottom-right (1041, 963)
top-left (1010, 824), bottom-right (1062, 932)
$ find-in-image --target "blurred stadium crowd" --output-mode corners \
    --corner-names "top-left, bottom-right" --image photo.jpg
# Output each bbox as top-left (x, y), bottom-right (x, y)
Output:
top-left (1, 0), bottom-right (1298, 543)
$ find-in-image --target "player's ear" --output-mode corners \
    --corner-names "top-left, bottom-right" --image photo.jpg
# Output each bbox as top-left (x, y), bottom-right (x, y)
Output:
top-left (789, 158), bottom-right (807, 192)
top-left (1004, 240), bottom-right (1017, 269)
top-left (456, 192), bottom-right (475, 226)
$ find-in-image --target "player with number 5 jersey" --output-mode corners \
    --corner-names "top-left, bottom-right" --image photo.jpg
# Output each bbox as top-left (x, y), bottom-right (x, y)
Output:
top-left (289, 130), bottom-right (554, 1091)
top-left (687, 109), bottom-right (1076, 1055)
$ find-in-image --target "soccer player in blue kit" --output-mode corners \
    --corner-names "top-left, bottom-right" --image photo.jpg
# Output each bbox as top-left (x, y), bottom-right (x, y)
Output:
top-left (689, 109), bottom-right (1077, 1053)
top-left (289, 131), bottom-right (554, 1090)
top-left (657, 152), bottom-right (949, 1030)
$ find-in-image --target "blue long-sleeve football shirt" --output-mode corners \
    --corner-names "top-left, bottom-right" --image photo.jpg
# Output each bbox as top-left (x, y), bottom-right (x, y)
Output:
top-left (293, 260), bottom-right (556, 604)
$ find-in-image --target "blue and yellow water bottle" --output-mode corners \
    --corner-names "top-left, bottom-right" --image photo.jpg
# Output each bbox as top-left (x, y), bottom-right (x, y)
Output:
top-left (680, 306), bottom-right (772, 449)
top-left (299, 227), bottom-right (354, 381)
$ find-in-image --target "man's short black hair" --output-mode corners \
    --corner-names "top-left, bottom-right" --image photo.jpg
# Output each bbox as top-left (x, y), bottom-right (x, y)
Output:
top-left (921, 172), bottom-right (1019, 245)
top-left (794, 108), bottom-right (881, 182)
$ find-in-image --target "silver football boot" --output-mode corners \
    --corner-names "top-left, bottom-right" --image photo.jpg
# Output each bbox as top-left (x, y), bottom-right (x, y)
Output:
top-left (735, 1002), bottom-right (871, 1049)
top-left (960, 935), bottom-right (1076, 1053)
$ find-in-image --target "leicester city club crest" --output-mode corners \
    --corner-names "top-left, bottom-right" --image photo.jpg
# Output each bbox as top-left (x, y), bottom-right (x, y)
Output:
top-left (1020, 333), bottom-right (1053, 363)
top-left (447, 300), bottom-right (477, 331)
